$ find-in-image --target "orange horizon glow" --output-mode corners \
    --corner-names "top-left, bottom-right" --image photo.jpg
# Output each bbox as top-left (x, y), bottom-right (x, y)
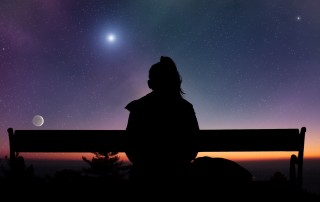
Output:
top-left (13, 152), bottom-right (320, 163)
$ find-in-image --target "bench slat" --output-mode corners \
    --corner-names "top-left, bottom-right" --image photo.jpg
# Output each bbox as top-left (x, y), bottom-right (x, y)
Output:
top-left (12, 130), bottom-right (126, 152)
top-left (198, 129), bottom-right (302, 152)
top-left (11, 129), bottom-right (303, 153)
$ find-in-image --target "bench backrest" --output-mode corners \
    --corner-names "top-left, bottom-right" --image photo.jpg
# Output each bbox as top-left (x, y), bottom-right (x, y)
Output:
top-left (8, 128), bottom-right (305, 153)
top-left (7, 127), bottom-right (306, 189)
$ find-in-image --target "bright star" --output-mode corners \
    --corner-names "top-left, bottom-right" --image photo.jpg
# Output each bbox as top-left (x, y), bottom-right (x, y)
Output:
top-left (296, 16), bottom-right (301, 21)
top-left (106, 34), bottom-right (116, 43)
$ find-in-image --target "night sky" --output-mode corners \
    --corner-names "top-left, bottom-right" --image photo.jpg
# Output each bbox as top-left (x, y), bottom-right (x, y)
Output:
top-left (1, 0), bottom-right (320, 161)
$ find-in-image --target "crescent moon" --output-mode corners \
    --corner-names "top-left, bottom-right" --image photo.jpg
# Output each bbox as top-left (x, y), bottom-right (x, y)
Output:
top-left (32, 115), bottom-right (44, 127)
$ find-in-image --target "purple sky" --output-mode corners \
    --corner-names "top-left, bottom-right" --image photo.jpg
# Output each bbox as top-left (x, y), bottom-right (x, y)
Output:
top-left (1, 0), bottom-right (320, 160)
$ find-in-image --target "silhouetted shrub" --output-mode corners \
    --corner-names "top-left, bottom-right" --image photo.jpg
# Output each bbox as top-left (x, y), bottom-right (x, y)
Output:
top-left (0, 154), bottom-right (34, 180)
top-left (270, 171), bottom-right (288, 182)
top-left (82, 152), bottom-right (130, 183)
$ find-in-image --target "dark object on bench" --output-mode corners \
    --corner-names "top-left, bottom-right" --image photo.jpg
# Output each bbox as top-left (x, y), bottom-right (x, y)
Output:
top-left (190, 156), bottom-right (253, 183)
top-left (7, 127), bottom-right (306, 189)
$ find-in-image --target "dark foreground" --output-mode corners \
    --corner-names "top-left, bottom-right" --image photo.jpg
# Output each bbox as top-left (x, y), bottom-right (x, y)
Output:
top-left (1, 156), bottom-right (319, 201)
top-left (1, 177), bottom-right (319, 202)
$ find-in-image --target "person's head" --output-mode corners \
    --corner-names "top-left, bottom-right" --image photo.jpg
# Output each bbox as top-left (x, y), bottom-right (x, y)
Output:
top-left (148, 56), bottom-right (184, 96)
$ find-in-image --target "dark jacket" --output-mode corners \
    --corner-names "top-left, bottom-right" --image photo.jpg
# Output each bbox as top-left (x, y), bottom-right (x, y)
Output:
top-left (125, 91), bottom-right (199, 168)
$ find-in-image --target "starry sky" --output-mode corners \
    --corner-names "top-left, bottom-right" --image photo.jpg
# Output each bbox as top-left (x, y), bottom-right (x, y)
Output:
top-left (1, 0), bottom-right (320, 161)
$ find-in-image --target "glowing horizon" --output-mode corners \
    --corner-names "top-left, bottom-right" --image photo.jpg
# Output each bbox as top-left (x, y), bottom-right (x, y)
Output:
top-left (8, 151), bottom-right (320, 164)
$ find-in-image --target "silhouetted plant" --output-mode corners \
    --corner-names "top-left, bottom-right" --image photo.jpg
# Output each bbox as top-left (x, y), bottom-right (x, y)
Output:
top-left (0, 157), bottom-right (3, 178)
top-left (270, 171), bottom-right (288, 182)
top-left (0, 154), bottom-right (34, 180)
top-left (0, 156), bottom-right (11, 177)
top-left (82, 152), bottom-right (129, 182)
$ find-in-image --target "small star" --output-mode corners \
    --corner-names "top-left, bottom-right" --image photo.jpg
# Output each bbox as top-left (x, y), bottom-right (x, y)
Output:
top-left (296, 16), bottom-right (301, 21)
top-left (2, 48), bottom-right (5, 51)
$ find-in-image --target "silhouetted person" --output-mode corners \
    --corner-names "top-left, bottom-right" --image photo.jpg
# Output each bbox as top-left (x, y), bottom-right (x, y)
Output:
top-left (125, 56), bottom-right (199, 185)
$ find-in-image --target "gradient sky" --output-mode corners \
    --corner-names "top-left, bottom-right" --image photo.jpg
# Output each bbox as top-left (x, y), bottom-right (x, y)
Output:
top-left (1, 0), bottom-right (320, 161)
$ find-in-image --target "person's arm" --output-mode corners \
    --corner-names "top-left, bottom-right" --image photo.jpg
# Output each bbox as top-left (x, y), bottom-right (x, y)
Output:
top-left (125, 111), bottom-right (137, 163)
top-left (190, 113), bottom-right (199, 161)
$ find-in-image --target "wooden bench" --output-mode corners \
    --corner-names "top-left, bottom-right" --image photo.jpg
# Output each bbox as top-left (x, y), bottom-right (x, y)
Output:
top-left (7, 127), bottom-right (306, 189)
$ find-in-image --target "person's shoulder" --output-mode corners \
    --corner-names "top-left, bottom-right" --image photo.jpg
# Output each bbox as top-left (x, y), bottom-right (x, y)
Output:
top-left (125, 93), bottom-right (153, 111)
top-left (125, 100), bottom-right (138, 111)
top-left (179, 97), bottom-right (195, 109)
